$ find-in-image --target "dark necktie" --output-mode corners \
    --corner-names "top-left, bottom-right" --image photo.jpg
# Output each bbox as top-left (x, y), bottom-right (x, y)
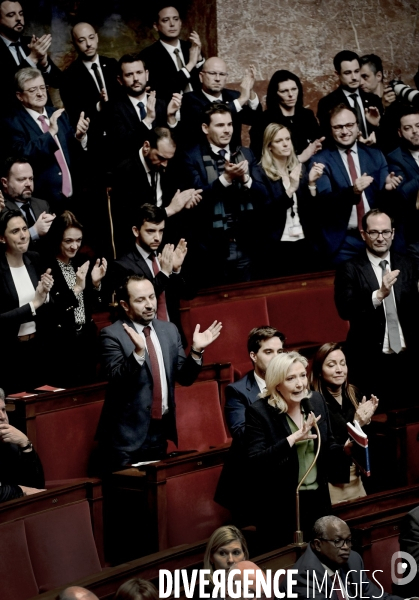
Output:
top-left (345, 148), bottom-right (364, 231)
top-left (91, 63), bottom-right (105, 92)
top-left (137, 101), bottom-right (146, 120)
top-left (379, 260), bottom-right (402, 354)
top-left (349, 93), bottom-right (367, 138)
top-left (149, 170), bottom-right (158, 204)
top-left (20, 203), bottom-right (35, 228)
top-left (38, 115), bottom-right (72, 197)
top-left (10, 41), bottom-right (24, 65)
top-left (148, 253), bottom-right (169, 321)
top-left (216, 148), bottom-right (228, 176)
top-left (173, 48), bottom-right (184, 70)
top-left (143, 326), bottom-right (162, 419)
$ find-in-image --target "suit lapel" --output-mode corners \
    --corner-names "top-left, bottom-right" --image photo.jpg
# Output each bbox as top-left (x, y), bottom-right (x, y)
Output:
top-left (0, 253), bottom-right (19, 306)
top-left (152, 319), bottom-right (170, 381)
top-left (247, 371), bottom-right (262, 404)
top-left (357, 252), bottom-right (380, 292)
top-left (401, 148), bottom-right (419, 175)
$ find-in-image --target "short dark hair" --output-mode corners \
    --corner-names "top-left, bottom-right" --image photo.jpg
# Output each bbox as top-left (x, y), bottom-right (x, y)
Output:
top-left (114, 578), bottom-right (159, 600)
top-left (202, 103), bottom-right (232, 126)
top-left (398, 106), bottom-right (419, 126)
top-left (145, 127), bottom-right (175, 151)
top-left (247, 326), bottom-right (285, 355)
top-left (153, 3), bottom-right (183, 23)
top-left (134, 203), bottom-right (166, 229)
top-left (1, 156), bottom-right (31, 179)
top-left (0, 209), bottom-right (27, 236)
top-left (118, 274), bottom-right (149, 304)
top-left (333, 50), bottom-right (360, 73)
top-left (266, 70), bottom-right (304, 112)
top-left (47, 210), bottom-right (83, 256)
top-left (359, 54), bottom-right (383, 75)
top-left (329, 102), bottom-right (358, 125)
top-left (362, 208), bottom-right (394, 231)
top-left (118, 53), bottom-right (147, 75)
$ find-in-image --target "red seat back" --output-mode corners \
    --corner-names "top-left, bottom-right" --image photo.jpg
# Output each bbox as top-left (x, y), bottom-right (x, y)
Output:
top-left (363, 534), bottom-right (399, 593)
top-left (405, 423), bottom-right (419, 485)
top-left (0, 520), bottom-right (38, 600)
top-left (24, 501), bottom-right (102, 592)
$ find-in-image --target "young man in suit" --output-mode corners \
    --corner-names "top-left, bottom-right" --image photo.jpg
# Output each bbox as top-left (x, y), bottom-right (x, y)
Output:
top-left (334, 209), bottom-right (419, 410)
top-left (309, 104), bottom-right (401, 265)
top-left (180, 56), bottom-right (261, 149)
top-left (2, 68), bottom-right (89, 209)
top-left (317, 50), bottom-right (382, 142)
top-left (1, 156), bottom-right (55, 249)
top-left (139, 4), bottom-right (203, 104)
top-left (97, 275), bottom-right (221, 471)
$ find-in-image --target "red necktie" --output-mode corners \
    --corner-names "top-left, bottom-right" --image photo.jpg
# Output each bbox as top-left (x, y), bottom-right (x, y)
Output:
top-left (149, 253), bottom-right (169, 321)
top-left (345, 148), bottom-right (364, 231)
top-left (143, 326), bottom-right (162, 419)
top-left (38, 115), bottom-right (72, 197)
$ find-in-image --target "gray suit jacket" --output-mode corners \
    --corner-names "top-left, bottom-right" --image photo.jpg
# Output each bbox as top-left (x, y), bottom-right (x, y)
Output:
top-left (3, 196), bottom-right (50, 248)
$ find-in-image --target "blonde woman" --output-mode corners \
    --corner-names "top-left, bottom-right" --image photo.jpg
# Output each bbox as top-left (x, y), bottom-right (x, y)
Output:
top-left (245, 351), bottom-right (349, 549)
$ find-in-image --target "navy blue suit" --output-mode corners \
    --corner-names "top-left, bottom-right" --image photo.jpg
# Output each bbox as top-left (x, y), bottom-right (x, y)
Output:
top-left (310, 143), bottom-right (389, 257)
top-left (2, 106), bottom-right (78, 207)
top-left (225, 370), bottom-right (260, 440)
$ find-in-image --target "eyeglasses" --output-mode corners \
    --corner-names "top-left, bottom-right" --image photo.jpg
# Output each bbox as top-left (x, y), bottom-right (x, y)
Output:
top-left (318, 537), bottom-right (352, 548)
top-left (201, 71), bottom-right (228, 77)
top-left (22, 85), bottom-right (48, 95)
top-left (331, 122), bottom-right (357, 131)
top-left (365, 230), bottom-right (393, 240)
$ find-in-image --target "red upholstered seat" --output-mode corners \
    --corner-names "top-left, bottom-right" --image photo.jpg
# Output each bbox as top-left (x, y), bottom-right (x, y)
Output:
top-left (24, 501), bottom-right (102, 591)
top-left (167, 381), bottom-right (228, 453)
top-left (405, 423), bottom-right (419, 485)
top-left (0, 520), bottom-right (38, 600)
top-left (34, 400), bottom-right (104, 481)
top-left (165, 465), bottom-right (231, 547)
top-left (363, 534), bottom-right (399, 593)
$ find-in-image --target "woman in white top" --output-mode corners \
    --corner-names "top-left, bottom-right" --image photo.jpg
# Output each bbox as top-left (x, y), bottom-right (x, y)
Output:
top-left (0, 209), bottom-right (53, 394)
top-left (258, 123), bottom-right (325, 277)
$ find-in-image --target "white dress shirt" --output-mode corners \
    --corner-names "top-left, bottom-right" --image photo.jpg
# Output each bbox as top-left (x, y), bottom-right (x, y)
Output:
top-left (139, 147), bottom-right (163, 206)
top-left (160, 39), bottom-right (200, 93)
top-left (337, 143), bottom-right (370, 229)
top-left (280, 179), bottom-right (304, 242)
top-left (209, 143), bottom-right (252, 189)
top-left (254, 371), bottom-right (266, 394)
top-left (1, 34), bottom-right (36, 67)
top-left (82, 55), bottom-right (107, 112)
top-left (367, 249), bottom-right (406, 353)
top-left (343, 88), bottom-right (368, 136)
top-left (10, 265), bottom-right (36, 336)
top-left (202, 89), bottom-right (259, 114)
top-left (409, 149), bottom-right (419, 167)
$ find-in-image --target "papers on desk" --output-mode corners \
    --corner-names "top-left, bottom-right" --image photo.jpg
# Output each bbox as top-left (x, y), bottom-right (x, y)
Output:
top-left (347, 420), bottom-right (371, 477)
top-left (131, 460), bottom-right (160, 467)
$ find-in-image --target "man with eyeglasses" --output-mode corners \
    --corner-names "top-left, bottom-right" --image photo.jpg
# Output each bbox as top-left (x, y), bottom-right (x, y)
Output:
top-left (180, 56), bottom-right (261, 149)
top-left (281, 515), bottom-right (407, 600)
top-left (335, 208), bottom-right (419, 410)
top-left (309, 103), bottom-right (401, 265)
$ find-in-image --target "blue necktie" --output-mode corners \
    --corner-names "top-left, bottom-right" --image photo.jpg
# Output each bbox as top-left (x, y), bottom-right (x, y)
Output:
top-left (137, 101), bottom-right (146, 120)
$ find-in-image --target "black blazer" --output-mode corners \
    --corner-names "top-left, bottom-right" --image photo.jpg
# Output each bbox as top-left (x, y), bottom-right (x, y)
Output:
top-left (139, 39), bottom-right (202, 103)
top-left (387, 146), bottom-right (419, 245)
top-left (225, 370), bottom-right (261, 440)
top-left (317, 87), bottom-right (382, 137)
top-left (180, 88), bottom-right (262, 150)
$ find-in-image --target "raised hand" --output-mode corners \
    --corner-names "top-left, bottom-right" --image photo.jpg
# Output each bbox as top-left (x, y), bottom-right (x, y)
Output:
top-left (189, 30), bottom-right (202, 58)
top-left (172, 239), bottom-right (188, 271)
top-left (91, 258), bottom-right (107, 288)
top-left (385, 171), bottom-right (403, 190)
top-left (353, 173), bottom-right (374, 194)
top-left (355, 395), bottom-right (379, 426)
top-left (308, 162), bottom-right (325, 185)
top-left (185, 189), bottom-right (202, 209)
top-left (288, 411), bottom-right (321, 446)
top-left (192, 320), bottom-right (222, 352)
top-left (224, 160), bottom-right (249, 183)
top-left (358, 131), bottom-right (377, 146)
top-left (33, 211), bottom-right (55, 236)
top-left (167, 93), bottom-right (182, 119)
top-left (288, 162), bottom-right (302, 195)
top-left (0, 423), bottom-right (29, 446)
top-left (144, 90), bottom-right (156, 124)
top-left (123, 323), bottom-right (145, 356)
top-left (74, 260), bottom-right (90, 294)
top-left (48, 108), bottom-right (65, 137)
top-left (0, 190), bottom-right (5, 212)
top-left (298, 137), bottom-right (325, 163)
top-left (33, 268), bottom-right (53, 309)
top-left (99, 88), bottom-right (109, 103)
top-left (28, 33), bottom-right (52, 66)
top-left (40, 268), bottom-right (53, 294)
top-left (158, 244), bottom-right (174, 275)
top-left (382, 86), bottom-right (396, 108)
top-left (76, 111), bottom-right (90, 140)
top-left (166, 189), bottom-right (198, 216)
top-left (365, 106), bottom-right (381, 127)
top-left (377, 268), bottom-right (399, 301)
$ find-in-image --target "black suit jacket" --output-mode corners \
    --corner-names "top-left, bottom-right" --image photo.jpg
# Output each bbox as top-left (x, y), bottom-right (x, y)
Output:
top-left (139, 39), bottom-right (201, 104)
top-left (0, 442), bottom-right (45, 503)
top-left (225, 370), bottom-right (260, 440)
top-left (387, 146), bottom-right (419, 245)
top-left (180, 88), bottom-right (262, 149)
top-left (3, 195), bottom-right (50, 250)
top-left (317, 87), bottom-right (382, 136)
top-left (334, 250), bottom-right (419, 360)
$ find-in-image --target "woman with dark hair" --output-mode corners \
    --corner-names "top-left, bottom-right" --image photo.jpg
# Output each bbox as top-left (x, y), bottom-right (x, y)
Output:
top-left (250, 69), bottom-right (323, 162)
top-left (46, 210), bottom-right (107, 387)
top-left (0, 209), bottom-right (53, 393)
top-left (310, 342), bottom-right (379, 503)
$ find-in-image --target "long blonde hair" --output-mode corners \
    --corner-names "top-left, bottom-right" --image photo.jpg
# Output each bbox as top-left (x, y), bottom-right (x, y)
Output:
top-left (260, 123), bottom-right (300, 181)
top-left (203, 525), bottom-right (249, 583)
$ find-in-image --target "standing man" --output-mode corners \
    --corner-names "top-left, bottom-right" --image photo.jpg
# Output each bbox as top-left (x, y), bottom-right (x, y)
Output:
top-left (334, 208), bottom-right (419, 410)
top-left (97, 275), bottom-right (221, 471)
top-left (139, 4), bottom-right (203, 104)
top-left (317, 50), bottom-right (382, 142)
top-left (0, 0), bottom-right (61, 114)
top-left (180, 56), bottom-right (261, 149)
top-left (1, 156), bottom-right (54, 248)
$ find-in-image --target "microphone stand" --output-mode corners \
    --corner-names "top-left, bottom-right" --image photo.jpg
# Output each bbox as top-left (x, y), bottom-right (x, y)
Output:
top-left (294, 420), bottom-right (321, 545)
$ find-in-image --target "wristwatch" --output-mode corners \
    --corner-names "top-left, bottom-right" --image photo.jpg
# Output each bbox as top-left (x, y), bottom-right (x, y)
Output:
top-left (21, 441), bottom-right (33, 452)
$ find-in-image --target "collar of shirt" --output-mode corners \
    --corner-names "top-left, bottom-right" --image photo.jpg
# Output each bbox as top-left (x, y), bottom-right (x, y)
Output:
top-left (253, 371), bottom-right (266, 393)
top-left (160, 38), bottom-right (181, 54)
top-left (1, 34), bottom-right (19, 47)
top-left (409, 149), bottom-right (419, 162)
top-left (342, 88), bottom-right (360, 99)
top-left (132, 320), bottom-right (155, 334)
top-left (136, 242), bottom-right (154, 262)
top-left (82, 54), bottom-right (100, 69)
top-left (337, 141), bottom-right (358, 158)
top-left (210, 143), bottom-right (230, 158)
top-left (202, 89), bottom-right (223, 102)
top-left (128, 91), bottom-right (147, 110)
top-left (366, 248), bottom-right (390, 267)
top-left (24, 105), bottom-right (48, 124)
top-left (139, 147), bottom-right (150, 174)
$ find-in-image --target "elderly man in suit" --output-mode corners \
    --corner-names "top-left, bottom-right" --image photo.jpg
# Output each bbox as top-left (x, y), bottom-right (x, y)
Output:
top-left (2, 68), bottom-right (89, 209)
top-left (139, 4), bottom-right (203, 104)
top-left (335, 209), bottom-right (419, 410)
top-left (180, 56), bottom-right (260, 149)
top-left (97, 274), bottom-right (221, 471)
top-left (309, 104), bottom-right (401, 265)
top-left (1, 156), bottom-right (54, 248)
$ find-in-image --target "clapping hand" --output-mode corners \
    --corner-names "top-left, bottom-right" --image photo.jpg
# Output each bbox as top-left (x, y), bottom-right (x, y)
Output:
top-left (287, 162), bottom-right (302, 195)
top-left (192, 320), bottom-right (222, 352)
top-left (308, 162), bottom-right (325, 185)
top-left (76, 111), bottom-right (90, 141)
top-left (385, 171), bottom-right (403, 190)
top-left (365, 106), bottom-right (381, 127)
top-left (355, 395), bottom-right (379, 427)
top-left (0, 190), bottom-right (5, 211)
top-left (74, 260), bottom-right (90, 294)
top-left (172, 239), bottom-right (188, 272)
top-left (91, 258), bottom-right (107, 288)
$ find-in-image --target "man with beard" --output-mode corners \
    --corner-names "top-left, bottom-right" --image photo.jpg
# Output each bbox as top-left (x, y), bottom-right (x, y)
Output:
top-left (387, 109), bottom-right (419, 267)
top-left (1, 156), bottom-right (54, 249)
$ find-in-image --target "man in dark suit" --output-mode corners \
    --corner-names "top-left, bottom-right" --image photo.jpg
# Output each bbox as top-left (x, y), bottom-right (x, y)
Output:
top-left (180, 56), bottom-right (261, 149)
top-left (182, 103), bottom-right (267, 286)
top-left (139, 5), bottom-right (203, 104)
top-left (0, 0), bottom-right (61, 115)
top-left (107, 53), bottom-right (181, 163)
top-left (97, 274), bottom-right (221, 471)
top-left (309, 104), bottom-right (400, 264)
top-left (317, 50), bottom-right (382, 142)
top-left (280, 515), bottom-right (404, 600)
top-left (1, 156), bottom-right (54, 249)
top-left (334, 209), bottom-right (419, 410)
top-left (2, 67), bottom-right (89, 209)
top-left (387, 108), bottom-right (419, 266)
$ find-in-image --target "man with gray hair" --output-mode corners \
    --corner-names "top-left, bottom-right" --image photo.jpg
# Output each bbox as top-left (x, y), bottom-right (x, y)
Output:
top-left (280, 515), bottom-right (407, 599)
top-left (56, 587), bottom-right (99, 600)
top-left (1, 67), bottom-right (89, 208)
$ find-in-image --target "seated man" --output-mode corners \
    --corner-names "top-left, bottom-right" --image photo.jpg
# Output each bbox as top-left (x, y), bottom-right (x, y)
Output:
top-left (1, 156), bottom-right (55, 249)
top-left (56, 587), bottom-right (99, 600)
top-left (280, 515), bottom-right (405, 600)
top-left (0, 388), bottom-right (45, 502)
top-left (182, 103), bottom-right (266, 286)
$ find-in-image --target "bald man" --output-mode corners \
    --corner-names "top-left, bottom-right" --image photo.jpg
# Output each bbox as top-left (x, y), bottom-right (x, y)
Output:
top-left (229, 561), bottom-right (269, 599)
top-left (180, 56), bottom-right (261, 149)
top-left (56, 586), bottom-right (99, 600)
